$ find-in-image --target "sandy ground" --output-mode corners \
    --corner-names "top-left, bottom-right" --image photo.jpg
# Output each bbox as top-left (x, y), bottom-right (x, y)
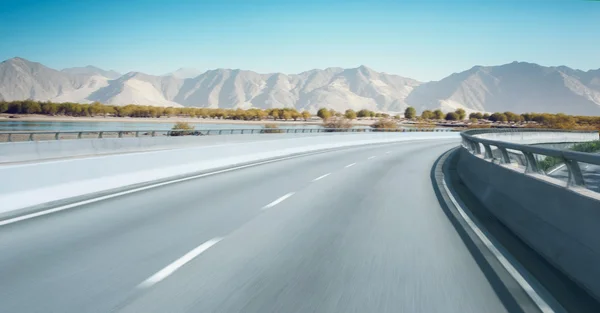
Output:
top-left (0, 114), bottom-right (377, 125)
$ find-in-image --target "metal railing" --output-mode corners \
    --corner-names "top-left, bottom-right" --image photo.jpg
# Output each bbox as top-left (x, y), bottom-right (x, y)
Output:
top-left (461, 128), bottom-right (600, 190)
top-left (0, 127), bottom-right (455, 142)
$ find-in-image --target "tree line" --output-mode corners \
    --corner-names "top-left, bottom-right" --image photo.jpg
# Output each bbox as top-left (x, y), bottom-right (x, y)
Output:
top-left (0, 100), bottom-right (317, 121)
top-left (403, 106), bottom-right (600, 130)
top-left (316, 108), bottom-right (402, 120)
top-left (0, 100), bottom-right (404, 122)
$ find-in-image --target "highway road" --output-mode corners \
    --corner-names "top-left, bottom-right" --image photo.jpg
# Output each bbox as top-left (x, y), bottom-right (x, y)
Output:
top-left (547, 161), bottom-right (600, 192)
top-left (0, 138), bottom-right (515, 313)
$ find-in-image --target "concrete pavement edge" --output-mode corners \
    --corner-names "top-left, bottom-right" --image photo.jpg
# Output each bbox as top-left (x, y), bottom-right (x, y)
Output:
top-left (431, 148), bottom-right (562, 313)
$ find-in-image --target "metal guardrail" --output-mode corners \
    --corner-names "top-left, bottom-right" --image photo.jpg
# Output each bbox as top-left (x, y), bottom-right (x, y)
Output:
top-left (461, 128), bottom-right (600, 189)
top-left (0, 127), bottom-right (455, 142)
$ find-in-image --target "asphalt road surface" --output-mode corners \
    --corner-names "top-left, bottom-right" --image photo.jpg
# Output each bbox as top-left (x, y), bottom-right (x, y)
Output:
top-left (0, 138), bottom-right (516, 313)
top-left (547, 161), bottom-right (600, 193)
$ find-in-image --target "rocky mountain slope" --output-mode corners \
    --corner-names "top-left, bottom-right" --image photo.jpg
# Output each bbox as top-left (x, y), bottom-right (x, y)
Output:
top-left (1, 57), bottom-right (599, 114)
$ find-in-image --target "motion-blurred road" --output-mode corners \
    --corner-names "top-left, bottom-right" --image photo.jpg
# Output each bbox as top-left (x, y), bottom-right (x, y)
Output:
top-left (0, 138), bottom-right (515, 313)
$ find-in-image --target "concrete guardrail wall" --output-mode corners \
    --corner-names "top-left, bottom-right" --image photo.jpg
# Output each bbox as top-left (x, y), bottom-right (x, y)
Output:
top-left (0, 132), bottom-right (458, 215)
top-left (456, 129), bottom-right (600, 301)
top-left (0, 133), bottom-right (347, 163)
top-left (0, 129), bottom-right (454, 164)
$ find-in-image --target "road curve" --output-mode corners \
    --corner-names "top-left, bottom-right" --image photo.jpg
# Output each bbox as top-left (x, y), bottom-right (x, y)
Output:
top-left (0, 138), bottom-right (513, 313)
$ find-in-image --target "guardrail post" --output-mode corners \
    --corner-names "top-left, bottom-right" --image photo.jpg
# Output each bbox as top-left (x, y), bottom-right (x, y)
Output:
top-left (55, 132), bottom-right (60, 140)
top-left (564, 158), bottom-right (586, 187)
top-left (498, 147), bottom-right (511, 164)
top-left (241, 129), bottom-right (245, 134)
top-left (472, 141), bottom-right (482, 155)
top-left (524, 152), bottom-right (540, 173)
top-left (98, 132), bottom-right (103, 139)
top-left (28, 133), bottom-right (34, 141)
top-left (135, 131), bottom-right (139, 137)
top-left (78, 132), bottom-right (83, 139)
top-left (7, 133), bottom-right (12, 142)
top-left (483, 144), bottom-right (493, 159)
top-left (151, 131), bottom-right (156, 137)
top-left (218, 130), bottom-right (222, 135)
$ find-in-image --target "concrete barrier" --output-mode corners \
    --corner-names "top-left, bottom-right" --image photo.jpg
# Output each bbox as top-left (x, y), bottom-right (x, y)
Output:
top-left (456, 146), bottom-right (600, 301)
top-left (0, 132), bottom-right (458, 214)
top-left (0, 133), bottom-right (345, 164)
top-left (474, 130), bottom-right (598, 144)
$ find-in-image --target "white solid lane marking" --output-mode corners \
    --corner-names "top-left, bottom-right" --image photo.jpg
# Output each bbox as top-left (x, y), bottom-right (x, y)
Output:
top-left (368, 156), bottom-right (377, 160)
top-left (312, 173), bottom-right (331, 182)
top-left (0, 153), bottom-right (318, 227)
top-left (441, 179), bottom-right (554, 313)
top-left (546, 164), bottom-right (566, 175)
top-left (138, 237), bottom-right (223, 289)
top-left (345, 163), bottom-right (356, 168)
top-left (262, 192), bottom-right (295, 210)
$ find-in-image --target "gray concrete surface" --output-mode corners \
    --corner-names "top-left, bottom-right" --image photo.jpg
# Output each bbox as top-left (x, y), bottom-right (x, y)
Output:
top-left (475, 131), bottom-right (598, 145)
top-left (0, 139), bottom-right (519, 313)
top-left (0, 132), bottom-right (344, 163)
top-left (0, 131), bottom-right (453, 164)
top-left (456, 148), bottom-right (600, 302)
top-left (0, 132), bottom-right (458, 214)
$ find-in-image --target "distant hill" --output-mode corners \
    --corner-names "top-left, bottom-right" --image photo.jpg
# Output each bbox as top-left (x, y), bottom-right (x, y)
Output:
top-left (62, 65), bottom-right (121, 79)
top-left (1, 57), bottom-right (599, 114)
top-left (406, 61), bottom-right (600, 115)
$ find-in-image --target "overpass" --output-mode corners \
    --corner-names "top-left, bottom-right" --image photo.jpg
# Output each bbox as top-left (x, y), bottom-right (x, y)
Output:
top-left (0, 128), bottom-right (598, 313)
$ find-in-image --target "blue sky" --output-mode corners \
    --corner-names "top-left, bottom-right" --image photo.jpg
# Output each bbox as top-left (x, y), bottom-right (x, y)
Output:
top-left (0, 0), bottom-right (598, 81)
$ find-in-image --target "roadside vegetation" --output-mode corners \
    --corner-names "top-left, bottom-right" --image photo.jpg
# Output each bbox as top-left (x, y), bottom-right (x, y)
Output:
top-left (401, 105), bottom-right (600, 131)
top-left (371, 118), bottom-right (399, 130)
top-left (261, 123), bottom-right (284, 133)
top-left (169, 121), bottom-right (196, 136)
top-left (538, 141), bottom-right (600, 172)
top-left (3, 100), bottom-right (600, 131)
top-left (0, 100), bottom-right (315, 122)
top-left (322, 117), bottom-right (353, 131)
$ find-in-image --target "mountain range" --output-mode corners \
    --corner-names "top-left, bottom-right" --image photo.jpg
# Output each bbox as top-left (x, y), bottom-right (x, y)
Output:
top-left (1, 57), bottom-right (599, 115)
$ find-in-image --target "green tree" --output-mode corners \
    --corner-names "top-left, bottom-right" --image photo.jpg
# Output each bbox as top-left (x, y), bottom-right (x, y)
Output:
top-left (455, 108), bottom-right (466, 120)
top-left (0, 102), bottom-right (8, 113)
top-left (345, 109), bottom-right (357, 120)
top-left (469, 112), bottom-right (483, 120)
top-left (503, 111), bottom-right (522, 122)
top-left (445, 112), bottom-right (460, 121)
top-left (421, 110), bottom-right (434, 119)
top-left (357, 109), bottom-right (370, 118)
top-left (489, 112), bottom-right (508, 122)
top-left (433, 109), bottom-right (444, 120)
top-left (483, 113), bottom-right (491, 120)
top-left (256, 110), bottom-right (268, 120)
top-left (301, 110), bottom-right (311, 121)
top-left (291, 110), bottom-right (301, 121)
top-left (269, 108), bottom-right (280, 120)
top-left (282, 111), bottom-right (292, 121)
top-left (317, 108), bottom-right (331, 120)
top-left (41, 102), bottom-right (59, 115)
top-left (164, 107), bottom-right (176, 117)
top-left (404, 106), bottom-right (416, 119)
top-left (25, 101), bottom-right (42, 114)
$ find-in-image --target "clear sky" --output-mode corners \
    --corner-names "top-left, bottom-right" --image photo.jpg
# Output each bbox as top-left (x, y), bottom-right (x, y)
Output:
top-left (0, 0), bottom-right (598, 81)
